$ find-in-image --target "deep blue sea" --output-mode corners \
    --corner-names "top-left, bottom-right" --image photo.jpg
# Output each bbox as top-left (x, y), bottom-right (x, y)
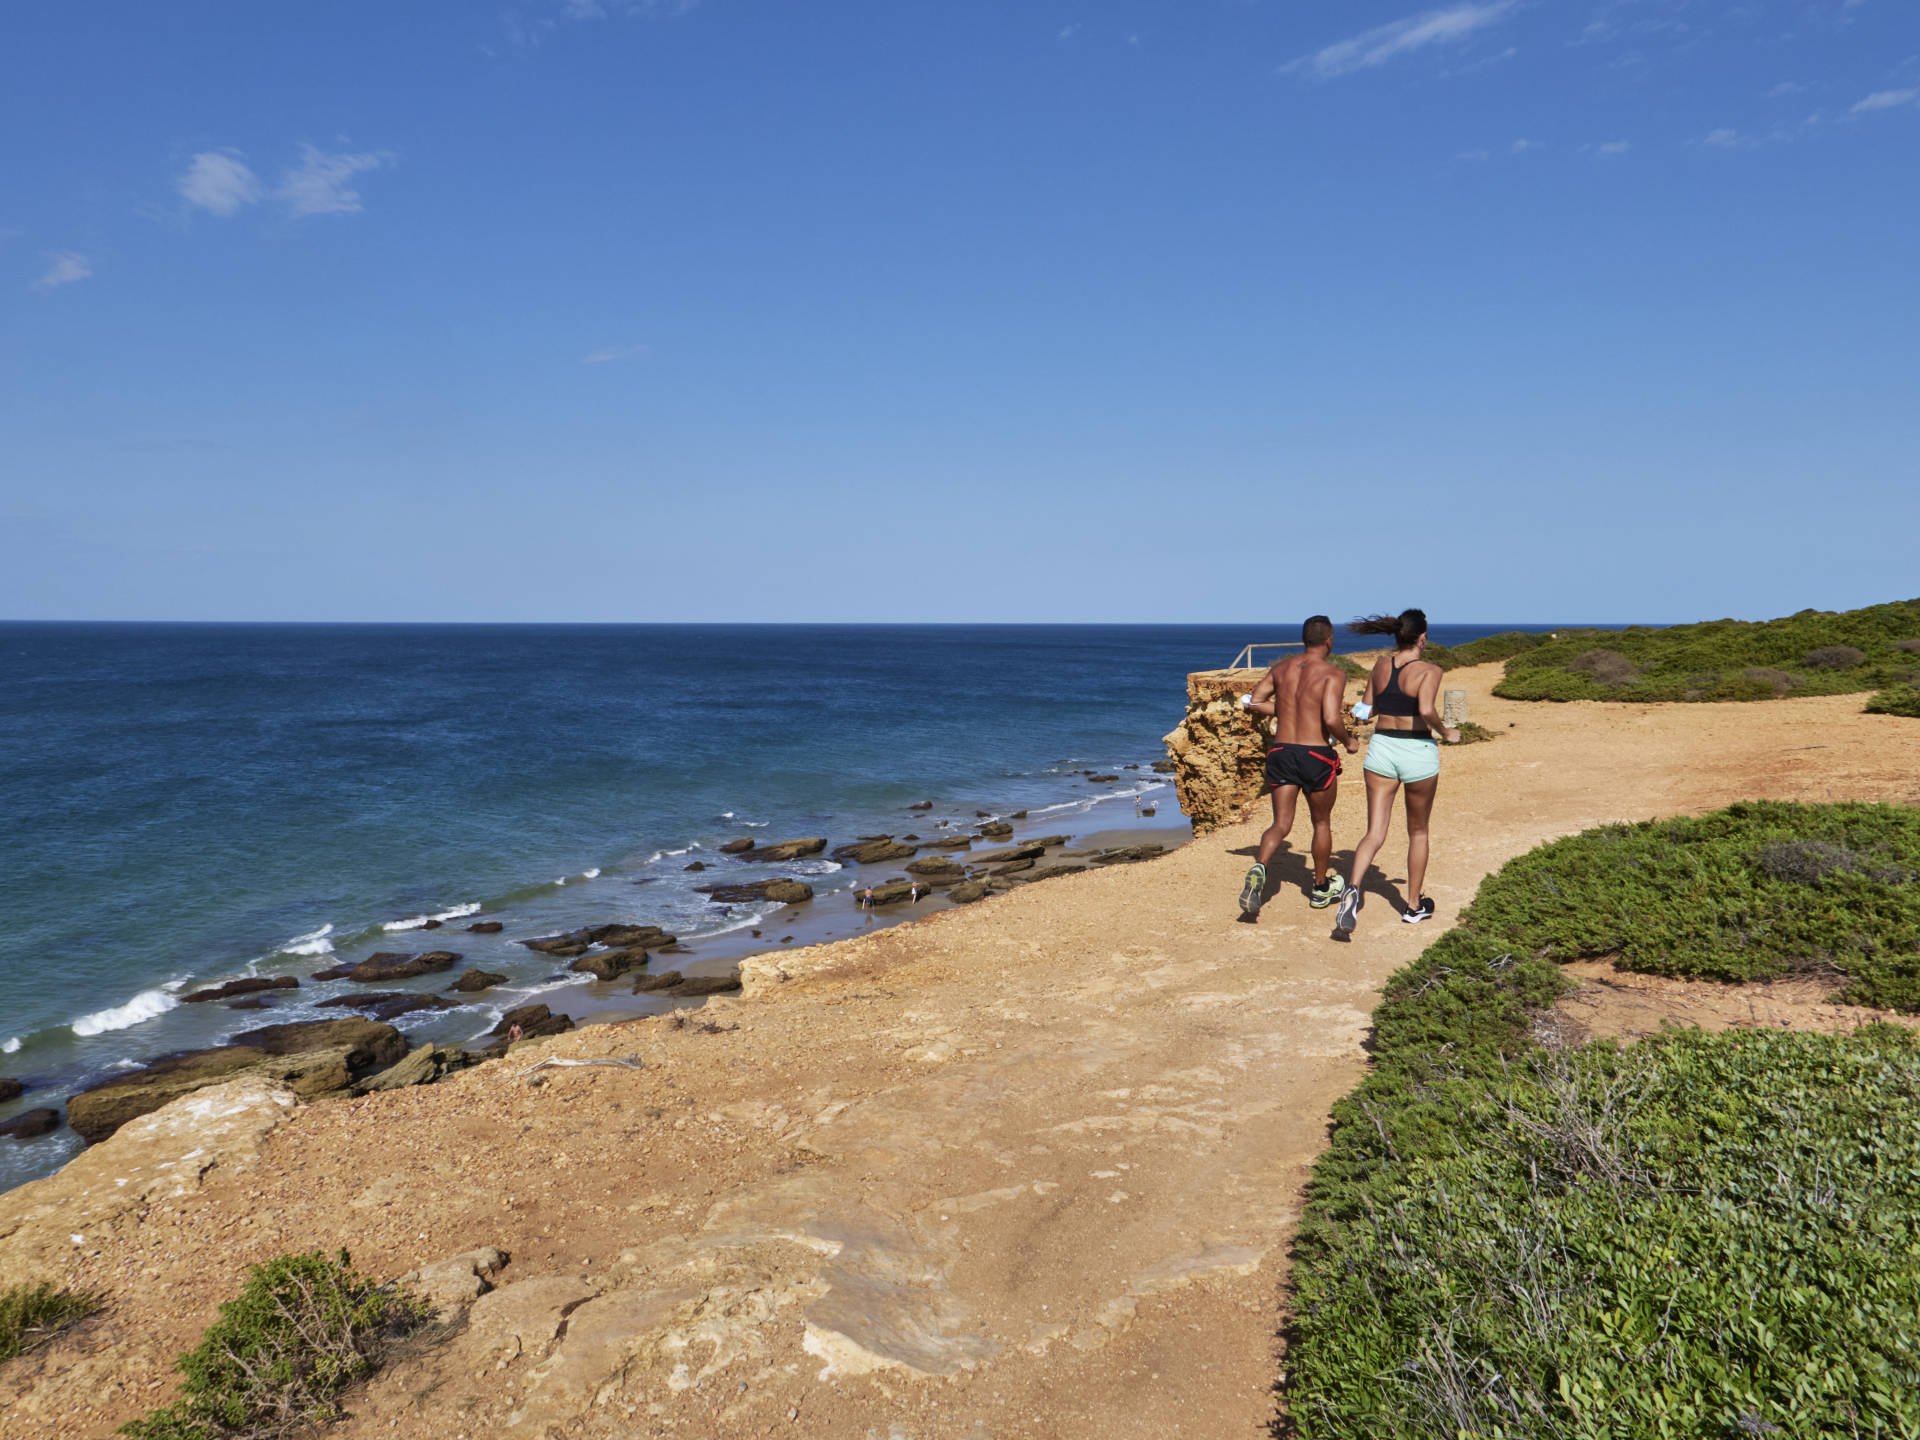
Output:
top-left (0, 622), bottom-right (1587, 1189)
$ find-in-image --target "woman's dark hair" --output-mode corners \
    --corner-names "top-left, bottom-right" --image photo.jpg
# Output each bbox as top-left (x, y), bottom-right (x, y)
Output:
top-left (1350, 609), bottom-right (1428, 649)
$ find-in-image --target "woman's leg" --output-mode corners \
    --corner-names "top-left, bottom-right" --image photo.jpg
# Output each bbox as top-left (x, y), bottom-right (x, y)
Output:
top-left (1347, 771), bottom-right (1401, 896)
top-left (1403, 776), bottom-right (1438, 903)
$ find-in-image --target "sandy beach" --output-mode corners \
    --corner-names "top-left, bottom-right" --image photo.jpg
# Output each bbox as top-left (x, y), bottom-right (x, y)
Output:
top-left (5, 665), bottom-right (1919, 1439)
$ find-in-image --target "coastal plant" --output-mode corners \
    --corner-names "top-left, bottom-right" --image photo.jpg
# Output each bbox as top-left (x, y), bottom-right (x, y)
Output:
top-left (1488, 596), bottom-right (1920, 703)
top-left (1284, 801), bottom-right (1920, 1439)
top-left (1865, 684), bottom-right (1920, 719)
top-left (120, 1250), bottom-right (428, 1440)
top-left (1422, 630), bottom-right (1550, 670)
top-left (0, 1281), bottom-right (105, 1363)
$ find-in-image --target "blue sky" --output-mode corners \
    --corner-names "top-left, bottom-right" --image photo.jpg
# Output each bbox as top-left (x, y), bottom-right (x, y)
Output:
top-left (3, 1), bottom-right (1915, 624)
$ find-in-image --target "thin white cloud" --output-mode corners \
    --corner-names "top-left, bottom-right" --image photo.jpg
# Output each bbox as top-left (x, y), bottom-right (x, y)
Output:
top-left (1704, 127), bottom-right (1741, 147)
top-left (1592, 139), bottom-right (1631, 155)
top-left (1853, 88), bottom-right (1918, 113)
top-left (179, 152), bottom-right (263, 216)
top-left (1293, 1), bottom-right (1518, 79)
top-left (1767, 81), bottom-right (1806, 99)
top-left (1510, 137), bottom-right (1540, 154)
top-left (279, 144), bottom-right (389, 217)
top-left (582, 344), bottom-right (646, 364)
top-left (33, 251), bottom-right (92, 290)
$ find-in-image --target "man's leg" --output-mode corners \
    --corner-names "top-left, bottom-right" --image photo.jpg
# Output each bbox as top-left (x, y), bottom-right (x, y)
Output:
top-left (1305, 782), bottom-right (1337, 886)
top-left (1258, 785), bottom-right (1300, 867)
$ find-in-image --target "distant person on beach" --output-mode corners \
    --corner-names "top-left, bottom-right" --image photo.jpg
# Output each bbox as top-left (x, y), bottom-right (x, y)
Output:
top-left (1236, 615), bottom-right (1357, 919)
top-left (1333, 608), bottom-right (1460, 939)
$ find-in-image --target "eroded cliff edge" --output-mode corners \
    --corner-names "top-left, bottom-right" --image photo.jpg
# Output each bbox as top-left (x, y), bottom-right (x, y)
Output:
top-left (1161, 668), bottom-right (1276, 836)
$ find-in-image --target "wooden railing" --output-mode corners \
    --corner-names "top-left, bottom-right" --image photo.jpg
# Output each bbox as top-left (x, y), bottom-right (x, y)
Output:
top-left (1227, 642), bottom-right (1303, 670)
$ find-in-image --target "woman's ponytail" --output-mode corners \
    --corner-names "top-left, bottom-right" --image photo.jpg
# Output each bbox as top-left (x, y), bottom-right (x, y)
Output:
top-left (1349, 609), bottom-right (1428, 649)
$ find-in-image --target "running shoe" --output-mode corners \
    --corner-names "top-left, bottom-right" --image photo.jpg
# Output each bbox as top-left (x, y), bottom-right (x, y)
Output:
top-left (1309, 873), bottom-right (1348, 909)
top-left (1402, 896), bottom-right (1436, 924)
top-left (1239, 863), bottom-right (1267, 918)
top-left (1332, 887), bottom-right (1362, 938)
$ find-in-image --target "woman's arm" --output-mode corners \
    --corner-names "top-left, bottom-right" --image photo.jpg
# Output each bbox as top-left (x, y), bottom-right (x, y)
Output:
top-left (1416, 664), bottom-right (1461, 743)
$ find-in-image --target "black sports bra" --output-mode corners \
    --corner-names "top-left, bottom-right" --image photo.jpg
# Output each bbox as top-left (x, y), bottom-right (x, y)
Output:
top-left (1375, 659), bottom-right (1424, 718)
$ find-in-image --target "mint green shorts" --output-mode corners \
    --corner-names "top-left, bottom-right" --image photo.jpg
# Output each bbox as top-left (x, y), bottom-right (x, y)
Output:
top-left (1364, 731), bottom-right (1440, 784)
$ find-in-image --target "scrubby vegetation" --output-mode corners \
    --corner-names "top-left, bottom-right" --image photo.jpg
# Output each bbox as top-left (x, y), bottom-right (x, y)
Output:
top-left (1421, 630), bottom-right (1552, 671)
top-left (1480, 597), bottom-right (1920, 703)
top-left (0, 1282), bottom-right (104, 1363)
top-left (1285, 801), bottom-right (1920, 1439)
top-left (1866, 684), bottom-right (1920, 719)
top-left (121, 1251), bottom-right (427, 1440)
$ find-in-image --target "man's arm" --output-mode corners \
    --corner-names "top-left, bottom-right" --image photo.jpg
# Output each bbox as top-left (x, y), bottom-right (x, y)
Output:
top-left (1244, 668), bottom-right (1279, 717)
top-left (1321, 669), bottom-right (1357, 753)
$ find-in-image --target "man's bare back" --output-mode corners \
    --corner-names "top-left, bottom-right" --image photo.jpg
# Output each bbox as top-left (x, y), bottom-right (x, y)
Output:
top-left (1251, 652), bottom-right (1352, 747)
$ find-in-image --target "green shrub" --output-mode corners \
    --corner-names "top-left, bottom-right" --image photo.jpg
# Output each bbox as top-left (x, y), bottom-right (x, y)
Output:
top-left (1461, 800), bottom-right (1920, 1008)
top-left (1491, 597), bottom-right (1920, 703)
top-left (0, 1282), bottom-right (104, 1363)
top-left (121, 1251), bottom-right (427, 1440)
top-left (1866, 685), bottom-right (1920, 719)
top-left (1286, 801), bottom-right (1920, 1439)
top-left (1452, 720), bottom-right (1498, 745)
top-left (1423, 631), bottom-right (1552, 671)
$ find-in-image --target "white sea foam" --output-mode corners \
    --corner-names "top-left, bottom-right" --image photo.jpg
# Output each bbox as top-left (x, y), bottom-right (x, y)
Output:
top-left (72, 988), bottom-right (179, 1037)
top-left (582, 868), bottom-right (601, 880)
top-left (384, 903), bottom-right (481, 931)
top-left (663, 844), bottom-right (701, 857)
top-left (281, 924), bottom-right (335, 956)
top-left (644, 852), bottom-right (664, 864)
top-left (2, 1037), bottom-right (19, 1054)
top-left (743, 820), bottom-right (770, 828)
top-left (718, 811), bottom-right (735, 820)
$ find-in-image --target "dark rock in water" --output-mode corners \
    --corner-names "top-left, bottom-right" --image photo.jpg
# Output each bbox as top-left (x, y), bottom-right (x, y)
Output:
top-left (1010, 810), bottom-right (1028, 819)
top-left (66, 1020), bottom-right (407, 1143)
top-left (349, 951), bottom-right (462, 983)
top-left (909, 801), bottom-right (933, 811)
top-left (1125, 764), bottom-right (1139, 769)
top-left (684, 861), bottom-right (707, 872)
top-left (525, 924), bottom-right (672, 955)
top-left (947, 880), bottom-right (989, 904)
top-left (317, 992), bottom-right (457, 1021)
top-left (467, 921), bottom-right (505, 934)
top-left (1151, 759), bottom-right (1176, 774)
top-left (927, 835), bottom-right (974, 850)
top-left (666, 974), bottom-right (743, 997)
top-left (764, 879), bottom-right (814, 905)
top-left (489, 1004), bottom-right (574, 1039)
top-left (420, 919), bottom-right (443, 930)
top-left (230, 1018), bottom-right (409, 1065)
top-left (226, 997), bottom-right (275, 1010)
top-left (180, 975), bottom-right (300, 1004)
top-left (974, 844), bottom-right (1046, 864)
top-left (0, 1108), bottom-right (59, 1140)
top-left (569, 947), bottom-right (648, 981)
top-left (311, 964), bottom-right (357, 981)
top-left (849, 840), bottom-right (917, 865)
top-left (0, 1077), bottom-right (24, 1103)
top-left (697, 882), bottom-right (776, 904)
top-left (1025, 835), bottom-right (1071, 848)
top-left (719, 838), bottom-right (756, 854)
top-left (863, 880), bottom-right (921, 906)
top-left (1087, 774), bottom-right (1119, 783)
top-left (751, 838), bottom-right (827, 863)
top-left (901, 834), bottom-right (920, 842)
top-left (632, 970), bottom-right (684, 993)
top-left (991, 859), bottom-right (1036, 876)
top-left (448, 969), bottom-right (508, 993)
top-left (1140, 807), bottom-right (1157, 817)
top-left (975, 811), bottom-right (991, 818)
top-left (977, 822), bottom-right (1013, 839)
top-left (905, 857), bottom-right (964, 878)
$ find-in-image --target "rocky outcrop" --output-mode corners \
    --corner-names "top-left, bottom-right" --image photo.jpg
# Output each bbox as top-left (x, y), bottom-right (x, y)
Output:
top-left (904, 857), bottom-right (964, 879)
top-left (67, 1019), bottom-right (407, 1143)
top-left (467, 920), bottom-right (505, 934)
top-left (0, 1078), bottom-right (299, 1289)
top-left (490, 1005), bottom-right (574, 1040)
top-left (719, 838), bottom-right (756, 854)
top-left (401, 1246), bottom-right (510, 1320)
top-left (750, 838), bottom-right (827, 863)
top-left (763, 880), bottom-right (814, 905)
top-left (1161, 668), bottom-right (1278, 837)
top-left (832, 840), bottom-right (916, 865)
top-left (569, 948), bottom-right (648, 981)
top-left (316, 992), bottom-right (456, 1021)
top-left (448, 969), bottom-right (508, 992)
top-left (180, 976), bottom-right (299, 1004)
top-left (977, 821), bottom-right (1013, 839)
top-left (973, 844), bottom-right (1044, 864)
top-left (0, 1109), bottom-right (59, 1139)
top-left (525, 925), bottom-right (672, 957)
top-left (0, 1078), bottom-right (22, 1103)
top-left (947, 880), bottom-right (989, 904)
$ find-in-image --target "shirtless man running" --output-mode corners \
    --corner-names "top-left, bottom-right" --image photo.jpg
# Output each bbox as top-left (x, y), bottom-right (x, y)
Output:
top-left (1236, 615), bottom-right (1358, 919)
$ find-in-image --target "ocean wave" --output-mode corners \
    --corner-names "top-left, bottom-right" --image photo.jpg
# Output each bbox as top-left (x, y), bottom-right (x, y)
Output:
top-left (582, 868), bottom-right (601, 880)
top-left (717, 811), bottom-right (735, 820)
top-left (743, 820), bottom-right (770, 828)
top-left (384, 903), bottom-right (481, 931)
top-left (281, 924), bottom-right (335, 956)
top-left (1, 1036), bottom-right (18, 1054)
top-left (72, 988), bottom-right (180, 1037)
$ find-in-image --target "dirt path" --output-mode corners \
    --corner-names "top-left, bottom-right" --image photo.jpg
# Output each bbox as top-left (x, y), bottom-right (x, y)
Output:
top-left (7, 674), bottom-right (1919, 1440)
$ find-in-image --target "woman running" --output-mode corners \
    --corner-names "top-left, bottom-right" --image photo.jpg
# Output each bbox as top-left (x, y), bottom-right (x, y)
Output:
top-left (1333, 608), bottom-right (1459, 938)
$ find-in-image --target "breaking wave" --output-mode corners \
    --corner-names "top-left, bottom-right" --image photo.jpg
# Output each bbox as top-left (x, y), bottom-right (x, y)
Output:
top-left (72, 988), bottom-right (180, 1037)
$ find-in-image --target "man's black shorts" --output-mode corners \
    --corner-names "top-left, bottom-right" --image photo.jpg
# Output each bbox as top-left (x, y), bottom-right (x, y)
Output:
top-left (1264, 743), bottom-right (1341, 794)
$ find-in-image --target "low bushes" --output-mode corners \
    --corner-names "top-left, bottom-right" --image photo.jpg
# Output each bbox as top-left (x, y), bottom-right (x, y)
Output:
top-left (1285, 801), bottom-right (1920, 1439)
top-left (1866, 685), bottom-right (1920, 719)
top-left (121, 1251), bottom-right (427, 1440)
top-left (0, 1282), bottom-right (104, 1363)
top-left (1486, 597), bottom-right (1920, 703)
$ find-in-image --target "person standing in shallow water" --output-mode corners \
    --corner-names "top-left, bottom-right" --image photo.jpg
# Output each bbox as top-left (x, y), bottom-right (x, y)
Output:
top-left (1236, 615), bottom-right (1358, 920)
top-left (1333, 608), bottom-right (1460, 939)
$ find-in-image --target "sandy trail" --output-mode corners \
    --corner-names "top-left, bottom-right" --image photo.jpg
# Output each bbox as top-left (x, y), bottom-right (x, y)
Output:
top-left (6, 671), bottom-right (1919, 1439)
